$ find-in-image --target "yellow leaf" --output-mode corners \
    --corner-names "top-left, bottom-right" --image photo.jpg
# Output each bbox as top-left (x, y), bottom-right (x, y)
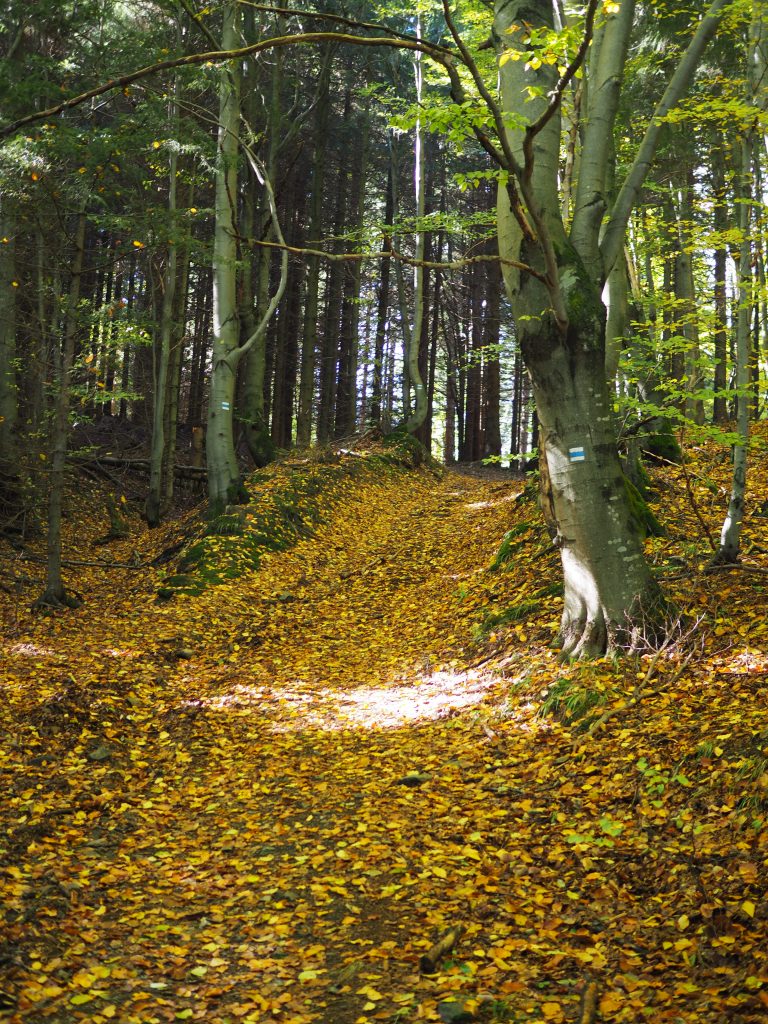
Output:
top-left (742, 900), bottom-right (756, 918)
top-left (298, 969), bottom-right (320, 982)
top-left (132, 240), bottom-right (145, 248)
top-left (541, 1002), bottom-right (563, 1020)
top-left (356, 986), bottom-right (383, 1000)
top-left (677, 914), bottom-right (689, 931)
top-left (599, 992), bottom-right (623, 1013)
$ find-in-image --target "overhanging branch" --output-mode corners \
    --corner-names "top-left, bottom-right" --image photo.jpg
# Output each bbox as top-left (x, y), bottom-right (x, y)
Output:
top-left (245, 236), bottom-right (545, 279)
top-left (0, 32), bottom-right (454, 138)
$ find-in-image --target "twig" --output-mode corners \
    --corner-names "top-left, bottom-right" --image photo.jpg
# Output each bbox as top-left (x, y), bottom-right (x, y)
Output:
top-left (585, 616), bottom-right (705, 737)
top-left (19, 552), bottom-right (150, 570)
top-left (578, 979), bottom-right (600, 1024)
top-left (419, 924), bottom-right (464, 974)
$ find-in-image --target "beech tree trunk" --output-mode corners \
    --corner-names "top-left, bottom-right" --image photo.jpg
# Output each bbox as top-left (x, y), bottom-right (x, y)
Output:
top-left (206, 3), bottom-right (242, 510)
top-left (510, 238), bottom-right (660, 656)
top-left (296, 66), bottom-right (330, 446)
top-left (493, 0), bottom-right (725, 654)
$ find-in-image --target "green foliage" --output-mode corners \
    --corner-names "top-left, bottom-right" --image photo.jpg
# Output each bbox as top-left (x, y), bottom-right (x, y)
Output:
top-left (538, 676), bottom-right (607, 730)
top-left (489, 523), bottom-right (535, 571)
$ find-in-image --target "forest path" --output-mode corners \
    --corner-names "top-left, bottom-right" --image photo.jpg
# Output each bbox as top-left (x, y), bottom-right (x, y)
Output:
top-left (4, 466), bottom-right (553, 1024)
top-left (4, 457), bottom-right (767, 1024)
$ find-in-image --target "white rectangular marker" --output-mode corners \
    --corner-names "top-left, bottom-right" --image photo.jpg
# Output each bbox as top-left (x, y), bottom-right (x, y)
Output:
top-left (569, 447), bottom-right (586, 462)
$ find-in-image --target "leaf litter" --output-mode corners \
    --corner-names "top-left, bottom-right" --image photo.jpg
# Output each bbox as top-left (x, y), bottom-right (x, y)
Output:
top-left (1, 437), bottom-right (767, 1023)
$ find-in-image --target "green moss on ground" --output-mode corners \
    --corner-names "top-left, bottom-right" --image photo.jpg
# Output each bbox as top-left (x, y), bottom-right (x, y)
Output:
top-left (156, 445), bottom-right (403, 600)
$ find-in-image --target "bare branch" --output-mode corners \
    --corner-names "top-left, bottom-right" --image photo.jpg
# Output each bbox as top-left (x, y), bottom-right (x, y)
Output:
top-left (522, 0), bottom-right (599, 178)
top-left (244, 235), bottom-right (545, 279)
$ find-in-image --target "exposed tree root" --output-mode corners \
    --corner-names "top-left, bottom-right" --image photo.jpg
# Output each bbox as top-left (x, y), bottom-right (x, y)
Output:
top-left (31, 588), bottom-right (84, 612)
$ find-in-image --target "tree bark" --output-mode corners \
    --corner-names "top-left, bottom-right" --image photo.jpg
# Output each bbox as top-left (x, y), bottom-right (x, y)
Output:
top-left (495, 0), bottom-right (665, 656)
top-left (35, 213), bottom-right (87, 609)
top-left (296, 63), bottom-right (330, 446)
top-left (0, 202), bottom-right (18, 475)
top-left (712, 141), bottom-right (729, 425)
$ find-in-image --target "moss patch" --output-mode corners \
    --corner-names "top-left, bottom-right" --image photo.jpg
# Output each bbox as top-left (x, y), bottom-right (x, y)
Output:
top-left (156, 445), bottom-right (404, 600)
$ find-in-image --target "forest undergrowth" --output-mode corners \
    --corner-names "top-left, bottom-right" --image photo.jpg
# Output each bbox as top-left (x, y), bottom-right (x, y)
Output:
top-left (1, 435), bottom-right (768, 1024)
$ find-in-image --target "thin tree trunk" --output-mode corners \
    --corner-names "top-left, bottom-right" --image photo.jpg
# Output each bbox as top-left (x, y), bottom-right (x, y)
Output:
top-left (482, 252), bottom-right (502, 458)
top-left (0, 202), bottom-right (18, 474)
top-left (370, 159), bottom-right (394, 427)
top-left (713, 138), bottom-right (754, 561)
top-left (712, 141), bottom-right (729, 424)
top-left (146, 98), bottom-right (181, 526)
top-left (296, 63), bottom-right (330, 446)
top-left (35, 212), bottom-right (87, 609)
top-left (406, 18), bottom-right (429, 433)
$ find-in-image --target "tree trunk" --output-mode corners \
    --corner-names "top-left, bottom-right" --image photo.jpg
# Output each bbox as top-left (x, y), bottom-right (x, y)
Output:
top-left (0, 201), bottom-right (18, 479)
top-left (712, 141), bottom-right (729, 424)
top-left (406, 19), bottom-right (429, 433)
top-left (482, 251), bottom-right (502, 459)
top-left (35, 212), bottom-right (87, 609)
top-left (335, 119), bottom-right (367, 438)
top-left (462, 261), bottom-right (483, 462)
top-left (296, 64), bottom-right (330, 446)
top-left (317, 114), bottom-right (349, 442)
top-left (370, 159), bottom-right (394, 427)
top-left (146, 111), bottom-right (181, 526)
top-left (713, 137), bottom-right (754, 561)
top-left (495, 0), bottom-right (665, 656)
top-left (518, 253), bottom-right (662, 655)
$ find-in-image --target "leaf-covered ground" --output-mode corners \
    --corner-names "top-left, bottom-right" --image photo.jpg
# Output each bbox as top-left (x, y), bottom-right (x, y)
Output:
top-left (1, 440), bottom-right (767, 1024)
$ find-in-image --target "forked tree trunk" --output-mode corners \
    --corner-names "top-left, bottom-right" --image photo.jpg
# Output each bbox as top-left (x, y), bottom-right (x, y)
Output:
top-left (491, 0), bottom-right (724, 655)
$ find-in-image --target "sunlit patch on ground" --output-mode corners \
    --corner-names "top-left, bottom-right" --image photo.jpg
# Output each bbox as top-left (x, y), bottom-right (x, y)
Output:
top-left (197, 668), bottom-right (504, 731)
top-left (464, 491), bottom-right (522, 511)
top-left (6, 642), bottom-right (58, 658)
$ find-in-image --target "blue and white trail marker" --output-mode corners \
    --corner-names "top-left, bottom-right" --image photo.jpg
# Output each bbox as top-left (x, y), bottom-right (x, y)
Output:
top-left (568, 446), bottom-right (586, 463)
